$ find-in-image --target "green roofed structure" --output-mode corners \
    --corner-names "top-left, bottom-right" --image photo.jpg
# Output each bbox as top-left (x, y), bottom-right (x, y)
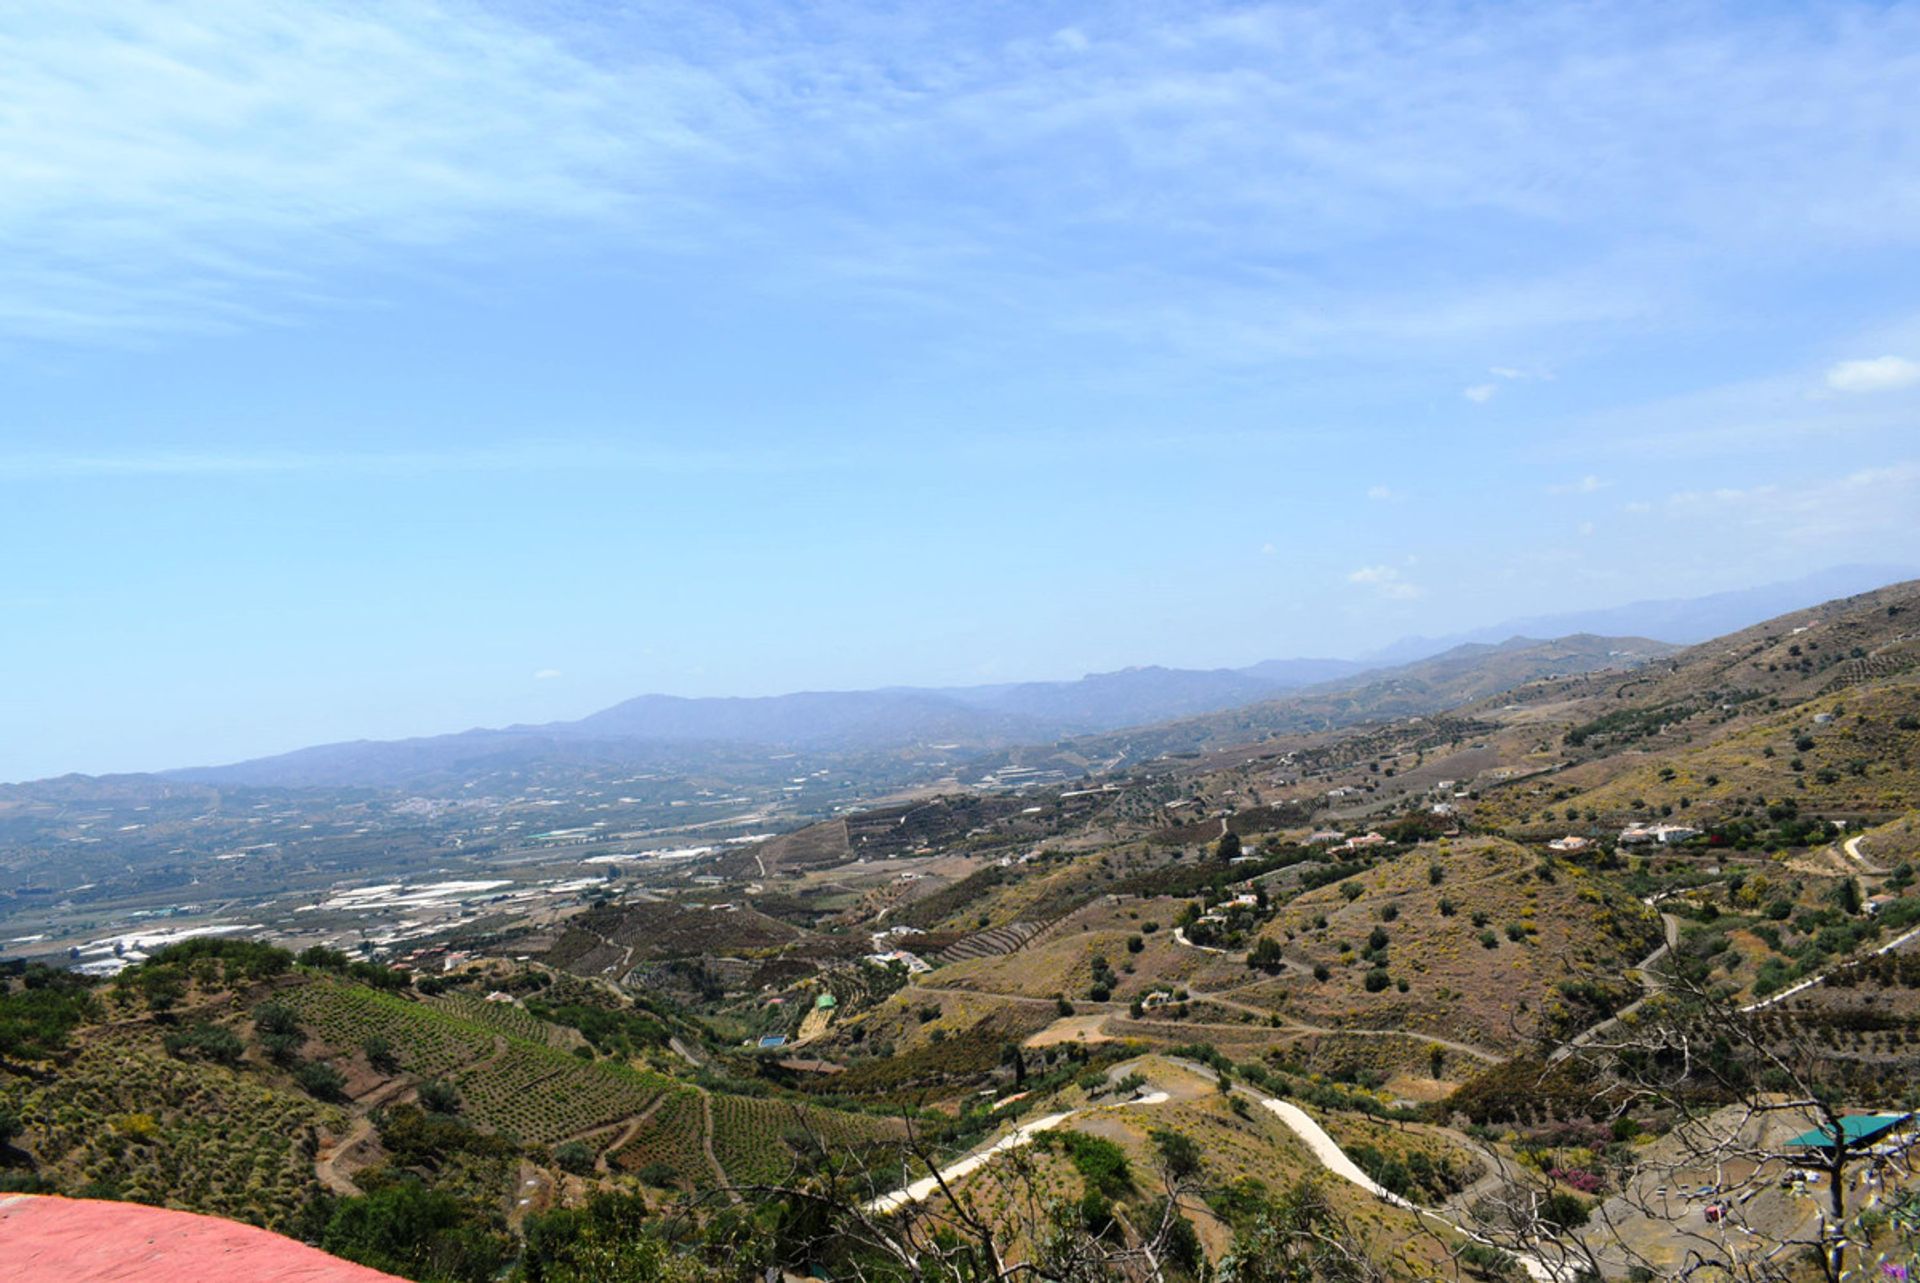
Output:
top-left (1784, 1113), bottom-right (1912, 1154)
top-left (815, 993), bottom-right (837, 1010)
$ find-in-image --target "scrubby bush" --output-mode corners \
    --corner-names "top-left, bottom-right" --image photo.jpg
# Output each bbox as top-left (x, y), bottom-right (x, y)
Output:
top-left (294, 1060), bottom-right (347, 1102)
top-left (417, 1080), bottom-right (462, 1115)
top-left (163, 1022), bottom-right (244, 1065)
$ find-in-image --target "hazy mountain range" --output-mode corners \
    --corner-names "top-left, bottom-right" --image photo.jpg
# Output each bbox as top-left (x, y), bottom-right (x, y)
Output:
top-left (52, 565), bottom-right (1919, 791)
top-left (164, 659), bottom-right (1369, 789)
top-left (1363, 563), bottom-right (1914, 663)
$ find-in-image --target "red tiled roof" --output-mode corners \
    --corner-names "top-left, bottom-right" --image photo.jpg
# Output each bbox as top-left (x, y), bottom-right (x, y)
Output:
top-left (0, 1194), bottom-right (407, 1282)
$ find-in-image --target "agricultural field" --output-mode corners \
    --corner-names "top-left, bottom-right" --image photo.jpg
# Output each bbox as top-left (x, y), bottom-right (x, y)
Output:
top-left (1729, 940), bottom-right (1920, 1098)
top-left (452, 1041), bottom-right (669, 1144)
top-left (543, 899), bottom-right (802, 977)
top-left (933, 894), bottom-right (1244, 1004)
top-left (1314, 1112), bottom-right (1483, 1206)
top-left (1, 1031), bottom-right (338, 1233)
top-left (281, 976), bottom-right (496, 1079)
top-left (280, 974), bottom-right (674, 1144)
top-left (428, 991), bottom-right (563, 1048)
top-left (707, 1094), bottom-right (907, 1188)
top-left (609, 1088), bottom-right (710, 1186)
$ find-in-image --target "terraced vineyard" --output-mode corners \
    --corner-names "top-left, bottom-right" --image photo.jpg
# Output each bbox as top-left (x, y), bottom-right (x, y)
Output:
top-left (281, 978), bottom-right (496, 1077)
top-left (709, 1095), bottom-right (907, 1187)
top-left (454, 1042), bottom-right (669, 1144)
top-left (280, 976), bottom-right (673, 1144)
top-left (933, 920), bottom-right (1051, 966)
top-left (609, 1088), bottom-right (709, 1185)
top-left (2, 1035), bottom-right (338, 1233)
top-left (1823, 639), bottom-right (1920, 690)
top-left (429, 992), bottom-right (559, 1047)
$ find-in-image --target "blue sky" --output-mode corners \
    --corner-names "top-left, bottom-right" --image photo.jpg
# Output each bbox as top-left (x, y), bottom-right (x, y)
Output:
top-left (5, 1), bottom-right (1920, 780)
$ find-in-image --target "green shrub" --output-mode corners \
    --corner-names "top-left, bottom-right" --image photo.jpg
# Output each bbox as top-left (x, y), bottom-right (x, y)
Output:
top-left (294, 1060), bottom-right (347, 1102)
top-left (252, 1001), bottom-right (301, 1038)
top-left (552, 1141), bottom-right (594, 1175)
top-left (322, 1180), bottom-right (508, 1283)
top-left (417, 1080), bottom-right (462, 1115)
top-left (163, 1022), bottom-right (244, 1065)
top-left (1045, 1130), bottom-right (1132, 1200)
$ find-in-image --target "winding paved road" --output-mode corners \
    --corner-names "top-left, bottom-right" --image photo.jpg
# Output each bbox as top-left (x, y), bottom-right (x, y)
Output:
top-left (1843, 833), bottom-right (1888, 876)
top-left (1548, 912), bottom-right (1680, 1064)
top-left (1741, 920), bottom-right (1920, 1012)
top-left (862, 1056), bottom-right (1561, 1279)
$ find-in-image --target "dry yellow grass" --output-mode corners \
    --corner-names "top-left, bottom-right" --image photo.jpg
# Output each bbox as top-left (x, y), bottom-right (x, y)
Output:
top-left (1254, 838), bottom-right (1661, 1052)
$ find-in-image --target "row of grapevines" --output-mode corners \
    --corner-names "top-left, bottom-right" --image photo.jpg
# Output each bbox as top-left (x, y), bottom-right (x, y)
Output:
top-left (427, 992), bottom-right (553, 1046)
top-left (609, 1088), bottom-right (707, 1185)
top-left (5, 1040), bottom-right (337, 1233)
top-left (280, 978), bottom-right (494, 1077)
top-left (454, 1042), bottom-right (667, 1143)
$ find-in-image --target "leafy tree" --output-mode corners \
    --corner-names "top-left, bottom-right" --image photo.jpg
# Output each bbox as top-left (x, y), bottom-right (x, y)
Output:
top-left (323, 1180), bottom-right (508, 1283)
top-left (1539, 1191), bottom-right (1590, 1230)
top-left (144, 938), bottom-right (291, 983)
top-left (1835, 876), bottom-right (1864, 915)
top-left (552, 1141), bottom-right (594, 1175)
top-left (1214, 1179), bottom-right (1387, 1282)
top-left (0, 967), bottom-right (96, 1059)
top-left (295, 1060), bottom-right (347, 1102)
top-left (137, 966), bottom-right (185, 1014)
top-left (364, 1035), bottom-right (400, 1074)
top-left (1151, 1128), bottom-right (1203, 1183)
top-left (418, 1079), bottom-right (462, 1115)
top-left (252, 1000), bottom-right (301, 1037)
top-left (1044, 1129), bottom-right (1132, 1199)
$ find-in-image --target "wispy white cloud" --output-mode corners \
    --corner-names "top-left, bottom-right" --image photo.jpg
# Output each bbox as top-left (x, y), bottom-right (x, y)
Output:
top-left (1571, 362), bottom-right (1920, 460)
top-left (1365, 485), bottom-right (1399, 502)
top-left (1548, 475), bottom-right (1608, 494)
top-left (1462, 365), bottom-right (1552, 406)
top-left (7, 1), bottom-right (1920, 362)
top-left (1826, 356), bottom-right (1920, 393)
top-left (1649, 461), bottom-right (1920, 546)
top-left (1347, 564), bottom-right (1424, 600)
top-left (0, 2), bottom-right (739, 339)
top-left (533, 668), bottom-right (562, 681)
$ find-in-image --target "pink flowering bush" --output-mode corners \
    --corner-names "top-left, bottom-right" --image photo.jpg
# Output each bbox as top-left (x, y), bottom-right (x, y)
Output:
top-left (1548, 1166), bottom-right (1606, 1195)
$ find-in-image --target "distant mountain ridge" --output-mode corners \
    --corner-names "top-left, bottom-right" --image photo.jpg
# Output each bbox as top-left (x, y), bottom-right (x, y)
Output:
top-left (159, 642), bottom-right (1646, 790)
top-left (1066, 631), bottom-right (1677, 764)
top-left (1366, 564), bottom-right (1916, 665)
top-left (166, 660), bottom-right (1367, 789)
top-left (55, 565), bottom-right (1920, 792)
